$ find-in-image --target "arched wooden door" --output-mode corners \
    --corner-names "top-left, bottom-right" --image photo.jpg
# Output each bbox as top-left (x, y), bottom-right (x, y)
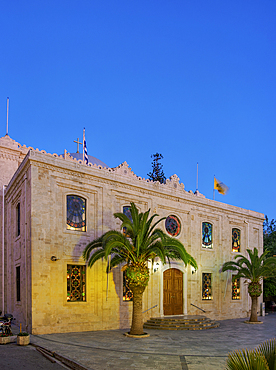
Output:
top-left (163, 268), bottom-right (183, 315)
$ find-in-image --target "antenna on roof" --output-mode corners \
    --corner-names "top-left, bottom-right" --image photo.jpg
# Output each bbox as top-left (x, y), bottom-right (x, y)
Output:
top-left (6, 97), bottom-right (9, 135)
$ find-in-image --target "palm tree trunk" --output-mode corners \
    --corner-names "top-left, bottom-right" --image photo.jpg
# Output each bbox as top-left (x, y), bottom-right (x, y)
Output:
top-left (129, 285), bottom-right (146, 335)
top-left (249, 296), bottom-right (259, 322)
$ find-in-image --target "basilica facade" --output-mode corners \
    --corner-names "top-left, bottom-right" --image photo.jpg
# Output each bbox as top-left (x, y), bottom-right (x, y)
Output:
top-left (0, 134), bottom-right (264, 334)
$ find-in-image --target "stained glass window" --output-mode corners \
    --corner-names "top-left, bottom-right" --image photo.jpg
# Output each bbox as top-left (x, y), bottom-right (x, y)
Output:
top-left (123, 270), bottom-right (133, 301)
top-left (67, 195), bottom-right (86, 232)
top-left (202, 273), bottom-right (212, 300)
top-left (202, 222), bottom-right (213, 249)
top-left (123, 206), bottom-right (133, 236)
top-left (232, 228), bottom-right (240, 252)
top-left (232, 277), bottom-right (240, 300)
top-left (67, 265), bottom-right (86, 302)
top-left (165, 215), bottom-right (181, 237)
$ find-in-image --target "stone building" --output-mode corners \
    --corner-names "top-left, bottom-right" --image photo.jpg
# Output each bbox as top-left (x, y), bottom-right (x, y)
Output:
top-left (0, 134), bottom-right (264, 334)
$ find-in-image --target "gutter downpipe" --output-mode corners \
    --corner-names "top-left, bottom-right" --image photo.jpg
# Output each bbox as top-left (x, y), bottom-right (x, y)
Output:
top-left (2, 185), bottom-right (6, 314)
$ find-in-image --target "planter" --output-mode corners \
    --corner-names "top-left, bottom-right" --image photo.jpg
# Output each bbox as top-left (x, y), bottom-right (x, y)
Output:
top-left (17, 334), bottom-right (30, 346)
top-left (0, 336), bottom-right (10, 345)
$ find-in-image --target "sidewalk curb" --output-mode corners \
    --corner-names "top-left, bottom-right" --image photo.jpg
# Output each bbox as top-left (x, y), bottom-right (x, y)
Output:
top-left (31, 344), bottom-right (91, 370)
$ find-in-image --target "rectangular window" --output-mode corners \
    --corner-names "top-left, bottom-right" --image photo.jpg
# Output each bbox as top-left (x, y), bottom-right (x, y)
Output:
top-left (67, 195), bottom-right (86, 232)
top-left (122, 206), bottom-right (132, 236)
top-left (232, 277), bottom-right (240, 300)
top-left (123, 270), bottom-right (133, 301)
top-left (67, 265), bottom-right (86, 302)
top-left (232, 228), bottom-right (240, 252)
top-left (202, 273), bottom-right (212, 300)
top-left (16, 203), bottom-right (20, 237)
top-left (202, 222), bottom-right (213, 249)
top-left (16, 266), bottom-right (20, 301)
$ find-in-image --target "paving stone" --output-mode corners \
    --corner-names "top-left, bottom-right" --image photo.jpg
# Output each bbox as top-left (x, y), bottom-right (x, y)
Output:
top-left (26, 314), bottom-right (276, 370)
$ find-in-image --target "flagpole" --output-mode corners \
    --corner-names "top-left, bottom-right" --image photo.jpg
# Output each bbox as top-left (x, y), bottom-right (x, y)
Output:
top-left (83, 128), bottom-right (85, 163)
top-left (196, 162), bottom-right (198, 191)
top-left (6, 97), bottom-right (9, 135)
top-left (213, 175), bottom-right (215, 200)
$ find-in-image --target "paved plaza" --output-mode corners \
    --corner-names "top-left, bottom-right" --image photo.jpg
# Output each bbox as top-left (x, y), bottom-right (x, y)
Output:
top-left (11, 314), bottom-right (276, 369)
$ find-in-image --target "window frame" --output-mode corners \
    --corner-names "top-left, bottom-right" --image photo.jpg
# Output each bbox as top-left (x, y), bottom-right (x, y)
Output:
top-left (202, 272), bottom-right (213, 300)
top-left (232, 228), bottom-right (241, 253)
top-left (202, 222), bottom-right (213, 249)
top-left (66, 264), bottom-right (86, 302)
top-left (232, 275), bottom-right (241, 300)
top-left (66, 195), bottom-right (87, 232)
top-left (16, 266), bottom-right (21, 302)
top-left (16, 202), bottom-right (20, 237)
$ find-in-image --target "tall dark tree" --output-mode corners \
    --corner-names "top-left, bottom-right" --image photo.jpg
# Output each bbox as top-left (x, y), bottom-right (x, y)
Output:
top-left (263, 216), bottom-right (276, 257)
top-left (263, 216), bottom-right (276, 299)
top-left (147, 153), bottom-right (166, 184)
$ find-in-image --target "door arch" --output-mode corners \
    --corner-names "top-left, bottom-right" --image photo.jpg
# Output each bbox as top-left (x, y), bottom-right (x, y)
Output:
top-left (163, 268), bottom-right (183, 315)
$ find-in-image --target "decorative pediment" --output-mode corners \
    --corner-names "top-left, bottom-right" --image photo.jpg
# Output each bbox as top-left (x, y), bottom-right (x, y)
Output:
top-left (165, 174), bottom-right (185, 191)
top-left (111, 161), bottom-right (138, 178)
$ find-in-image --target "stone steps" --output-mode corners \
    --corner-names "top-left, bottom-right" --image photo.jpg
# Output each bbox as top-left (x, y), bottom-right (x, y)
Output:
top-left (143, 315), bottom-right (220, 330)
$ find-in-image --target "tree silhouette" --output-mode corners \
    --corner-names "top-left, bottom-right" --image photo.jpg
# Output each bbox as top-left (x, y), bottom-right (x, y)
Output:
top-left (147, 153), bottom-right (166, 184)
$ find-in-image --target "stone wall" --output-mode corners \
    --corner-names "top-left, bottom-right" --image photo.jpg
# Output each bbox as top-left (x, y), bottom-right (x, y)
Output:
top-left (3, 146), bottom-right (264, 334)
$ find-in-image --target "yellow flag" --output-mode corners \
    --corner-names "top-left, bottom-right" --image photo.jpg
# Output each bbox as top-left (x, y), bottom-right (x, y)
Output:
top-left (214, 177), bottom-right (229, 195)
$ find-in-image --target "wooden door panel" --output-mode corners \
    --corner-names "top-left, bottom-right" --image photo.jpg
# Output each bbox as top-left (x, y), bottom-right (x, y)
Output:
top-left (163, 268), bottom-right (183, 315)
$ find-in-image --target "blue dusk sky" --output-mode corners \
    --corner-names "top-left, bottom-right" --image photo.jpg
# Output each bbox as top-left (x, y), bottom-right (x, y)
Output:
top-left (1, 1), bottom-right (275, 222)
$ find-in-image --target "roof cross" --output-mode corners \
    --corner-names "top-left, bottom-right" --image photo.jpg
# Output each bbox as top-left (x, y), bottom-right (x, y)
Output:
top-left (73, 137), bottom-right (83, 153)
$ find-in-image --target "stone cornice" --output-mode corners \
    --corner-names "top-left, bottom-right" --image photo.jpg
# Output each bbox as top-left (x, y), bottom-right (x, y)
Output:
top-left (4, 149), bottom-right (264, 224)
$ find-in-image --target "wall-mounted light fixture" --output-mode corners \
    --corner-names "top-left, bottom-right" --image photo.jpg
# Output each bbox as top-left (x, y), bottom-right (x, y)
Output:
top-left (50, 256), bottom-right (59, 261)
top-left (191, 266), bottom-right (196, 274)
top-left (153, 262), bottom-right (159, 273)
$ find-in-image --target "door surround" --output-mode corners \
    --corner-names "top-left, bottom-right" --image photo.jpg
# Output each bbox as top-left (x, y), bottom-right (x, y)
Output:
top-left (160, 262), bottom-right (187, 316)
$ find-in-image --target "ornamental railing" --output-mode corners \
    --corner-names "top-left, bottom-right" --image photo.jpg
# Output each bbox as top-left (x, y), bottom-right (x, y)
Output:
top-left (142, 304), bottom-right (158, 314)
top-left (190, 303), bottom-right (206, 313)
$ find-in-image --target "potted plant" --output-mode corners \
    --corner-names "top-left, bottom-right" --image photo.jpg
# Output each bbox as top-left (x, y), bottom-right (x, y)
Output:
top-left (17, 332), bottom-right (30, 346)
top-left (0, 333), bottom-right (11, 345)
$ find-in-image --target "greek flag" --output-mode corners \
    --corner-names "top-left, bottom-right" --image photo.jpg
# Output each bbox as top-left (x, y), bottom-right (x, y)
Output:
top-left (83, 128), bottom-right (89, 165)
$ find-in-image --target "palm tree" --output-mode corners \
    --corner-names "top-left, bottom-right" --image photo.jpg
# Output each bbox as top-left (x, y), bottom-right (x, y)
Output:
top-left (225, 338), bottom-right (276, 370)
top-left (83, 202), bottom-right (197, 336)
top-left (222, 248), bottom-right (276, 322)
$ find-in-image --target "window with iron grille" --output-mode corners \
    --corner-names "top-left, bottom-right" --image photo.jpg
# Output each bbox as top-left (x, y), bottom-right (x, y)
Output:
top-left (67, 265), bottom-right (86, 302)
top-left (202, 273), bottom-right (212, 300)
top-left (232, 277), bottom-right (240, 300)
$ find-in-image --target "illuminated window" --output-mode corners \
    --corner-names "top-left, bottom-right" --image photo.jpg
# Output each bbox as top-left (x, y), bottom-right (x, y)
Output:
top-left (232, 228), bottom-right (240, 252)
top-left (16, 203), bottom-right (20, 237)
top-left (67, 195), bottom-right (86, 231)
top-left (123, 270), bottom-right (133, 301)
top-left (67, 265), bottom-right (86, 302)
top-left (123, 206), bottom-right (133, 236)
top-left (232, 277), bottom-right (240, 300)
top-left (165, 215), bottom-right (181, 237)
top-left (202, 222), bottom-right (213, 249)
top-left (202, 273), bottom-right (212, 300)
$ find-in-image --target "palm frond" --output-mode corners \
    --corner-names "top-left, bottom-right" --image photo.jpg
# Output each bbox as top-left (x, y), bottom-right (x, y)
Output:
top-left (86, 249), bottom-right (106, 268)
top-left (257, 338), bottom-right (276, 370)
top-left (225, 348), bottom-right (269, 370)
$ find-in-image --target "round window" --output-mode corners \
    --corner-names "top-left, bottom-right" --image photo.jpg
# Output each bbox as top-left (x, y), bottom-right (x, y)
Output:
top-left (165, 215), bottom-right (181, 237)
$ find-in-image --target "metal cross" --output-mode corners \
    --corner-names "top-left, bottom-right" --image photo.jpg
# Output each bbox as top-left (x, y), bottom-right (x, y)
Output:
top-left (73, 138), bottom-right (83, 153)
